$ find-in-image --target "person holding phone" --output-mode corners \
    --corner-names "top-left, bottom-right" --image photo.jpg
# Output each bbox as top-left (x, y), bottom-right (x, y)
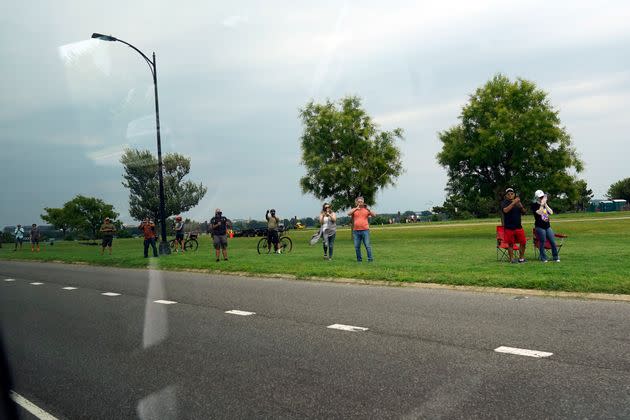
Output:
top-left (318, 203), bottom-right (337, 260)
top-left (531, 190), bottom-right (560, 263)
top-left (501, 188), bottom-right (527, 263)
top-left (348, 196), bottom-right (376, 262)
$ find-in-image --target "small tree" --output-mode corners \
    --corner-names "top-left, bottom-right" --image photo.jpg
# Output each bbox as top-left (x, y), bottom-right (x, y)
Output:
top-left (607, 177), bottom-right (630, 202)
top-left (41, 207), bottom-right (71, 238)
top-left (42, 195), bottom-right (119, 239)
top-left (121, 149), bottom-right (207, 223)
top-left (299, 96), bottom-right (404, 210)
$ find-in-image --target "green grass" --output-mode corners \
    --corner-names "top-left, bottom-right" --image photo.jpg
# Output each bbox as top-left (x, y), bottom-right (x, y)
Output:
top-left (2, 212), bottom-right (629, 294)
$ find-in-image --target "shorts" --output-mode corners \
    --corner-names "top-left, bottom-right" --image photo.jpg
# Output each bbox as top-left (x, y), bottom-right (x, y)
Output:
top-left (504, 228), bottom-right (526, 245)
top-left (102, 236), bottom-right (113, 247)
top-left (267, 230), bottom-right (279, 245)
top-left (213, 234), bottom-right (228, 249)
top-left (31, 238), bottom-right (39, 244)
top-left (175, 233), bottom-right (184, 241)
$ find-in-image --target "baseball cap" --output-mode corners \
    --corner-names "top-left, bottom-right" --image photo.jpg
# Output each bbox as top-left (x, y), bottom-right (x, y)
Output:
top-left (534, 190), bottom-right (545, 198)
top-left (505, 188), bottom-right (514, 194)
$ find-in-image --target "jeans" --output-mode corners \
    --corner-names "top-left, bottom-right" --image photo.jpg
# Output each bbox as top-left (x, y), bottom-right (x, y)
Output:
top-left (535, 227), bottom-right (558, 261)
top-left (352, 230), bottom-right (373, 262)
top-left (144, 238), bottom-right (158, 257)
top-left (323, 232), bottom-right (336, 258)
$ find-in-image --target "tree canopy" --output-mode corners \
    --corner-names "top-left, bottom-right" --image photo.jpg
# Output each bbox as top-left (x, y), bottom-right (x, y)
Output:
top-left (437, 74), bottom-right (585, 217)
top-left (299, 96), bottom-right (404, 210)
top-left (41, 195), bottom-right (119, 239)
top-left (607, 177), bottom-right (630, 202)
top-left (121, 149), bottom-right (207, 222)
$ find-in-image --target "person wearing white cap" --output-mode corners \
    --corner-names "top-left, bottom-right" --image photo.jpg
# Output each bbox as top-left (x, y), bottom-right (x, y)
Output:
top-left (531, 190), bottom-right (560, 262)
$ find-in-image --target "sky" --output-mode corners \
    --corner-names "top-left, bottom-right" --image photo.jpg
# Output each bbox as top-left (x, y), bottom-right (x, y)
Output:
top-left (1, 0), bottom-right (629, 225)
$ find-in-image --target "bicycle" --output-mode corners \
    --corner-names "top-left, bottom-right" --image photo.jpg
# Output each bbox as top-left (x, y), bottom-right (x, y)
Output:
top-left (257, 228), bottom-right (292, 254)
top-left (169, 232), bottom-right (199, 252)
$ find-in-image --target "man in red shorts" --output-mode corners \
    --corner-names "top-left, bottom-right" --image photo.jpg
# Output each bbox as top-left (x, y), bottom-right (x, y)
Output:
top-left (501, 188), bottom-right (527, 263)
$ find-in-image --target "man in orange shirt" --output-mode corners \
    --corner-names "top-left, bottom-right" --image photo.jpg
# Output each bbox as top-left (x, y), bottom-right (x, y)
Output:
top-left (138, 218), bottom-right (158, 258)
top-left (347, 196), bottom-right (376, 262)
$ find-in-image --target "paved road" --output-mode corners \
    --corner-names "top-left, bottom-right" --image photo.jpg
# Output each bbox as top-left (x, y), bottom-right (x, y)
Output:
top-left (1, 261), bottom-right (629, 419)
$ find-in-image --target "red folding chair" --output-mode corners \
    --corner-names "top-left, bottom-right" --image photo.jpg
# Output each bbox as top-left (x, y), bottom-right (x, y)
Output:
top-left (532, 228), bottom-right (567, 260)
top-left (496, 226), bottom-right (522, 262)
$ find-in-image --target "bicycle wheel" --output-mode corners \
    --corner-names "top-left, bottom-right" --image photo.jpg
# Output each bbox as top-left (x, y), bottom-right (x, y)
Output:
top-left (169, 239), bottom-right (177, 250)
top-left (257, 237), bottom-right (270, 254)
top-left (279, 236), bottom-right (292, 253)
top-left (184, 239), bottom-right (198, 252)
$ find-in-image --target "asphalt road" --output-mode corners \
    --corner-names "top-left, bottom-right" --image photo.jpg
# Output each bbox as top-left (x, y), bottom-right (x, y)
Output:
top-left (1, 261), bottom-right (629, 419)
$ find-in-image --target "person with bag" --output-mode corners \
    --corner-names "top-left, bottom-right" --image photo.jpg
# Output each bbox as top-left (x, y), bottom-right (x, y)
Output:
top-left (13, 224), bottom-right (24, 251)
top-left (318, 203), bottom-right (337, 260)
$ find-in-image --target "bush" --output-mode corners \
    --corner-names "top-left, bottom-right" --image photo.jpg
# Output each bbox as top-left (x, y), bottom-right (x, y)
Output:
top-left (116, 229), bottom-right (132, 239)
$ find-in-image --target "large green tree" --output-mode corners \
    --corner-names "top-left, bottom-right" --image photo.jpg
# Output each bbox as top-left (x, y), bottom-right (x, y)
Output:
top-left (437, 74), bottom-right (584, 217)
top-left (607, 177), bottom-right (630, 202)
top-left (42, 195), bottom-right (119, 239)
top-left (121, 149), bottom-right (207, 222)
top-left (299, 96), bottom-right (404, 210)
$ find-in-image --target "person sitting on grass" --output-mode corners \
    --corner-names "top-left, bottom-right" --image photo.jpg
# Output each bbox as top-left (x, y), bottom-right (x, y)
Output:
top-left (99, 217), bottom-right (116, 255)
top-left (30, 223), bottom-right (40, 252)
top-left (501, 188), bottom-right (527, 263)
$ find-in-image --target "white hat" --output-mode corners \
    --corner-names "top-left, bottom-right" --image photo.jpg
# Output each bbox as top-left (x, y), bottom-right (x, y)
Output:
top-left (534, 190), bottom-right (545, 199)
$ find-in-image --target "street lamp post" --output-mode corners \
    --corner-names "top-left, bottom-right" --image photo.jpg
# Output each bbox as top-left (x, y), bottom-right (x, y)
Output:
top-left (91, 33), bottom-right (170, 255)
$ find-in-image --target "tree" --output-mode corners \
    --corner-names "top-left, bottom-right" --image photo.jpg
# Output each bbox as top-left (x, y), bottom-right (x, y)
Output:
top-left (574, 179), bottom-right (594, 212)
top-left (607, 177), bottom-right (630, 202)
top-left (299, 96), bottom-right (404, 210)
top-left (121, 149), bottom-right (207, 223)
top-left (42, 195), bottom-right (119, 239)
top-left (437, 74), bottom-right (584, 218)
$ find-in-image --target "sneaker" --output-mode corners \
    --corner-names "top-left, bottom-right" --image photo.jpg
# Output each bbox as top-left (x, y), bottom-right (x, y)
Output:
top-left (216, 258), bottom-right (220, 262)
top-left (553, 259), bottom-right (560, 263)
top-left (518, 258), bottom-right (526, 263)
top-left (541, 259), bottom-right (548, 263)
top-left (224, 258), bottom-right (228, 261)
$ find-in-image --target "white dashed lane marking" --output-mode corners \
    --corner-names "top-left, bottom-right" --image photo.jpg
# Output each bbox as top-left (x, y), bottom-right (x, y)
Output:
top-left (62, 287), bottom-right (78, 290)
top-left (4, 278), bottom-right (16, 282)
top-left (102, 292), bottom-right (121, 297)
top-left (327, 324), bottom-right (369, 332)
top-left (154, 300), bottom-right (177, 305)
top-left (30, 282), bottom-right (44, 286)
top-left (225, 310), bottom-right (256, 316)
top-left (494, 346), bottom-right (553, 358)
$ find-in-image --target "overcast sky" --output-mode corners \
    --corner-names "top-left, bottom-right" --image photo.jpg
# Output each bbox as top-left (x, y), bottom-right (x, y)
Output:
top-left (2, 0), bottom-right (629, 225)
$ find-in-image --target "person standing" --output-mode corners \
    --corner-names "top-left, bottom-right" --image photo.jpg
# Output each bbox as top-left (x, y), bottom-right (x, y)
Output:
top-left (13, 224), bottom-right (24, 251)
top-left (531, 190), bottom-right (560, 263)
top-left (99, 217), bottom-right (116, 255)
top-left (30, 224), bottom-right (41, 252)
top-left (501, 188), bottom-right (527, 263)
top-left (348, 196), bottom-right (376, 262)
top-left (210, 208), bottom-right (231, 262)
top-left (173, 216), bottom-right (185, 253)
top-left (139, 218), bottom-right (158, 258)
top-left (318, 203), bottom-right (337, 260)
top-left (265, 209), bottom-right (281, 253)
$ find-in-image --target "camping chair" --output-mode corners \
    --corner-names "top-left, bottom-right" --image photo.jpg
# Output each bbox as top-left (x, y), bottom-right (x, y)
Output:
top-left (532, 228), bottom-right (567, 260)
top-left (496, 225), bottom-right (522, 262)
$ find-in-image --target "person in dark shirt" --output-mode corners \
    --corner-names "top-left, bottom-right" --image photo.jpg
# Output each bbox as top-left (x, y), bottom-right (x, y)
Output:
top-left (531, 190), bottom-right (560, 262)
top-left (501, 188), bottom-right (527, 263)
top-left (210, 208), bottom-right (231, 262)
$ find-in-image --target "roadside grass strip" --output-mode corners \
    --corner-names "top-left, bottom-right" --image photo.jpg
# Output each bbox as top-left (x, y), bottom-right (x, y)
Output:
top-left (154, 299), bottom-right (177, 305)
top-left (225, 310), bottom-right (256, 316)
top-left (327, 324), bottom-right (369, 332)
top-left (494, 346), bottom-right (553, 358)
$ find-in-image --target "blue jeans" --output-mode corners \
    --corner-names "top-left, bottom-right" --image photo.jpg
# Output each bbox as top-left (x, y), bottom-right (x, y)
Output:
top-left (535, 227), bottom-right (558, 261)
top-left (323, 232), bottom-right (336, 258)
top-left (144, 238), bottom-right (158, 257)
top-left (352, 230), bottom-right (373, 262)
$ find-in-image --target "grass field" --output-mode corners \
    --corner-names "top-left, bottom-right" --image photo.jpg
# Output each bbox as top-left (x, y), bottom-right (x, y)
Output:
top-left (2, 212), bottom-right (629, 294)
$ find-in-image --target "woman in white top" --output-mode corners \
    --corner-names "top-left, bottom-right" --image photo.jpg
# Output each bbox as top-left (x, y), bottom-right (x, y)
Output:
top-left (318, 203), bottom-right (337, 260)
